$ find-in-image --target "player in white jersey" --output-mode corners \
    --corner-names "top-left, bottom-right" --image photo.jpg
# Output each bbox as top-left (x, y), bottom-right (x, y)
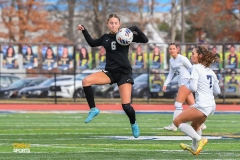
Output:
top-left (163, 43), bottom-right (195, 131)
top-left (173, 45), bottom-right (221, 155)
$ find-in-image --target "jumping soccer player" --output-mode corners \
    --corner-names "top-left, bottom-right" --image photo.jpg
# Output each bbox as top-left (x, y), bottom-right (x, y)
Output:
top-left (77, 13), bottom-right (148, 138)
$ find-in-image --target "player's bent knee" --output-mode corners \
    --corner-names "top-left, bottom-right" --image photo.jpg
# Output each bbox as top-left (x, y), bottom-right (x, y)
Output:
top-left (191, 123), bottom-right (200, 131)
top-left (122, 103), bottom-right (135, 113)
top-left (82, 77), bottom-right (91, 87)
top-left (82, 78), bottom-right (87, 87)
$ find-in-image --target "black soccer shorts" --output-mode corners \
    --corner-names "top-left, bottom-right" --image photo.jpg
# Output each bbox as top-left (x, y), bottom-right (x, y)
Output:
top-left (102, 70), bottom-right (134, 86)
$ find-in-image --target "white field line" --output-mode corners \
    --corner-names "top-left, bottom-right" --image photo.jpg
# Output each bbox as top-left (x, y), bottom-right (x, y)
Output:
top-left (97, 135), bottom-right (232, 140)
top-left (0, 135), bottom-right (233, 140)
top-left (0, 150), bottom-right (239, 154)
top-left (0, 150), bottom-right (185, 153)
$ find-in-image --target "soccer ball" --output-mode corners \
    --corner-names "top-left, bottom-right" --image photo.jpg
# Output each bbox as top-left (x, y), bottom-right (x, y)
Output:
top-left (116, 28), bottom-right (133, 46)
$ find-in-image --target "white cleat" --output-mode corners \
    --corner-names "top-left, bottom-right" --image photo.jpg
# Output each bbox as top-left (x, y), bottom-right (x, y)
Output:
top-left (163, 125), bottom-right (177, 131)
top-left (200, 123), bottom-right (207, 130)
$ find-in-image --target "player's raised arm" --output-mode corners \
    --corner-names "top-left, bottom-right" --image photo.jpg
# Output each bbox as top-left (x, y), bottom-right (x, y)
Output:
top-left (128, 26), bottom-right (148, 43)
top-left (77, 24), bottom-right (103, 47)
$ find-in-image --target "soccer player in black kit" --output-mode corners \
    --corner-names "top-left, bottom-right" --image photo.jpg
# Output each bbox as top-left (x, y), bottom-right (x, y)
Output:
top-left (77, 13), bottom-right (148, 138)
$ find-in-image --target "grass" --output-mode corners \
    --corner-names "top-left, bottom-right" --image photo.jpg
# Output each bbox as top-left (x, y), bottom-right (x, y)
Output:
top-left (0, 112), bottom-right (239, 159)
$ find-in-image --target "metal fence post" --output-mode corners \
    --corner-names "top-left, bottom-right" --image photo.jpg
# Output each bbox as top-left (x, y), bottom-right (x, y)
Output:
top-left (54, 73), bottom-right (57, 104)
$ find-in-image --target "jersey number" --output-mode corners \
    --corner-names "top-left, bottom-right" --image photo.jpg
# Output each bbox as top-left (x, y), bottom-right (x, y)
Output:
top-left (207, 75), bottom-right (212, 88)
top-left (111, 41), bottom-right (116, 50)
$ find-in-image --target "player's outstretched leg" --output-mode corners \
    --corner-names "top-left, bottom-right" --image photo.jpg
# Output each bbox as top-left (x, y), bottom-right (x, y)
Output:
top-left (85, 107), bottom-right (100, 123)
top-left (122, 103), bottom-right (140, 138)
top-left (83, 85), bottom-right (100, 123)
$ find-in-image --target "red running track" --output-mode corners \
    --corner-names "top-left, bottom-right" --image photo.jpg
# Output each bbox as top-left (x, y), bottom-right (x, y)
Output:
top-left (0, 104), bottom-right (239, 112)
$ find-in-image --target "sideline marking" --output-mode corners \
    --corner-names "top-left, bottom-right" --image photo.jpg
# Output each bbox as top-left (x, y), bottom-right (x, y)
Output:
top-left (98, 136), bottom-right (233, 141)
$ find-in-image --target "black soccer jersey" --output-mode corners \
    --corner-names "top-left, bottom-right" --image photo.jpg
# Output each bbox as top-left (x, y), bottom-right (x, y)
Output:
top-left (228, 54), bottom-right (238, 68)
top-left (82, 26), bottom-right (148, 74)
top-left (136, 53), bottom-right (144, 63)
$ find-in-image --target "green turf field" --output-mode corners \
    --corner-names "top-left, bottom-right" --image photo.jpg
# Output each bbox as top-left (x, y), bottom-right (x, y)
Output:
top-left (0, 112), bottom-right (239, 160)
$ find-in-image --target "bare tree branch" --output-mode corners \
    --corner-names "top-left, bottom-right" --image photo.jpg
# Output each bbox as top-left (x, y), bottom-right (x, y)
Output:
top-left (226, 9), bottom-right (240, 21)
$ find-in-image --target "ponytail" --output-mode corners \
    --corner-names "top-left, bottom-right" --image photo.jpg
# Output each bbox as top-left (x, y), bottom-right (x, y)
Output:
top-left (196, 45), bottom-right (218, 67)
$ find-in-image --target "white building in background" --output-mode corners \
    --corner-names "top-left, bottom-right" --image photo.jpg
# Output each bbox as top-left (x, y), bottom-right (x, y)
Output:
top-left (145, 22), bottom-right (166, 45)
